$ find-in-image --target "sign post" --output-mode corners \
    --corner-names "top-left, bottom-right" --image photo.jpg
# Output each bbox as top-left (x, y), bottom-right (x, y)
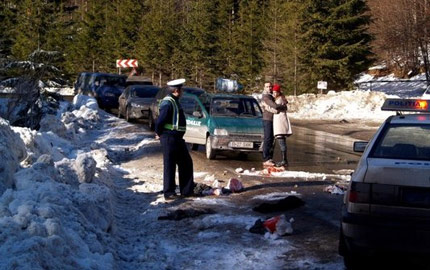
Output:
top-left (116, 59), bottom-right (138, 75)
top-left (317, 81), bottom-right (327, 94)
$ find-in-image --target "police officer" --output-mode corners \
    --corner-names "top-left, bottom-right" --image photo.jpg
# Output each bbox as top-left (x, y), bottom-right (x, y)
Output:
top-left (155, 78), bottom-right (195, 200)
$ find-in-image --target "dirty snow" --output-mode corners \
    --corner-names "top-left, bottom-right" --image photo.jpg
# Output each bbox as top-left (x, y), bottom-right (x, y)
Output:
top-left (0, 74), bottom-right (424, 270)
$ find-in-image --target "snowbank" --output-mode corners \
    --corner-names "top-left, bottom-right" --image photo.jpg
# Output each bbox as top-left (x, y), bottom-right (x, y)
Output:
top-left (0, 95), bottom-right (116, 269)
top-left (287, 90), bottom-right (393, 121)
top-left (0, 118), bottom-right (27, 194)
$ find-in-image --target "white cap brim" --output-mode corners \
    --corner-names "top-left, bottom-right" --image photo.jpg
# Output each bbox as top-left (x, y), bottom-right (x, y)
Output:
top-left (167, 78), bottom-right (186, 87)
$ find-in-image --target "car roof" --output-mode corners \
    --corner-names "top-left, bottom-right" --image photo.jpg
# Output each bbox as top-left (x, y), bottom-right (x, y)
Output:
top-left (182, 87), bottom-right (205, 96)
top-left (126, 76), bottom-right (152, 82)
top-left (210, 93), bottom-right (255, 99)
top-left (388, 113), bottom-right (430, 124)
top-left (128, 85), bottom-right (160, 90)
top-left (91, 72), bottom-right (126, 78)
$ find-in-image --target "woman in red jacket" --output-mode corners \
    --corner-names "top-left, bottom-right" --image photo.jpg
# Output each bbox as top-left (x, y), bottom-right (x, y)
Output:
top-left (272, 84), bottom-right (292, 167)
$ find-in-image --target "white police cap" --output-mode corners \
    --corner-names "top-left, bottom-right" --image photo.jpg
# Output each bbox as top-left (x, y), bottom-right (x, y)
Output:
top-left (167, 78), bottom-right (186, 87)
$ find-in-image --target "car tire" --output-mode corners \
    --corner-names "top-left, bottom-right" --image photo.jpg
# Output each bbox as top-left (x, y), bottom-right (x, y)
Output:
top-left (125, 107), bottom-right (131, 122)
top-left (339, 230), bottom-right (362, 270)
top-left (206, 136), bottom-right (216, 160)
top-left (97, 99), bottom-right (104, 109)
top-left (148, 110), bottom-right (155, 131)
top-left (191, 144), bottom-right (199, 151)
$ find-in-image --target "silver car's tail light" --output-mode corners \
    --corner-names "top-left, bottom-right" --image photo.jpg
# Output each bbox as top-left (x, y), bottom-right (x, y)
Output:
top-left (349, 182), bottom-right (371, 203)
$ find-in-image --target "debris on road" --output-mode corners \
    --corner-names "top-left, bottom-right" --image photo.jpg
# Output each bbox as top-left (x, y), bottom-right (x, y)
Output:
top-left (203, 174), bottom-right (216, 182)
top-left (158, 208), bottom-right (216, 221)
top-left (225, 178), bottom-right (244, 193)
top-left (265, 166), bottom-right (286, 176)
top-left (235, 167), bottom-right (244, 173)
top-left (324, 184), bottom-right (346, 195)
top-left (250, 215), bottom-right (294, 236)
top-left (253, 196), bottom-right (305, 213)
top-left (194, 182), bottom-right (214, 195)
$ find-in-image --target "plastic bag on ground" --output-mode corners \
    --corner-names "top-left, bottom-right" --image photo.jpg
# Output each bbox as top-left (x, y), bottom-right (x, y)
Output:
top-left (263, 215), bottom-right (294, 235)
top-left (226, 178), bottom-right (244, 193)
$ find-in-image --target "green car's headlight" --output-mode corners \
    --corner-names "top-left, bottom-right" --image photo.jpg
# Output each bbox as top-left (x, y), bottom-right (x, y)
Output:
top-left (214, 128), bottom-right (229, 136)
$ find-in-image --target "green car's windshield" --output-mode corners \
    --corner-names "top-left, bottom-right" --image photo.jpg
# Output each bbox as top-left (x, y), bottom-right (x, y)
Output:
top-left (210, 97), bottom-right (262, 117)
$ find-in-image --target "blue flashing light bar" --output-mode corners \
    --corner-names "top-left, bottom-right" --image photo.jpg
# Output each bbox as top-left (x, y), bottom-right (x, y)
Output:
top-left (381, 99), bottom-right (430, 112)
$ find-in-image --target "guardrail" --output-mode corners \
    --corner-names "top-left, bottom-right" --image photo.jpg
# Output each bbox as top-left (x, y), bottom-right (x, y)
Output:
top-left (355, 80), bottom-right (429, 91)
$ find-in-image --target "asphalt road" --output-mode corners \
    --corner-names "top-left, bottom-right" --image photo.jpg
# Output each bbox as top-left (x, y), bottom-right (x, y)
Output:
top-left (121, 116), bottom-right (367, 269)
top-left (187, 123), bottom-right (363, 269)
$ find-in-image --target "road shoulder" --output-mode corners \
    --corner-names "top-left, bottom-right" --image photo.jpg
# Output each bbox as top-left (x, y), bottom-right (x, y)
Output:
top-left (290, 118), bottom-right (381, 141)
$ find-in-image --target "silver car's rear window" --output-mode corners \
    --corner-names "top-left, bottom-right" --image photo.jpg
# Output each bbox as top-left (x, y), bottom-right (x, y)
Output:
top-left (370, 124), bottom-right (430, 160)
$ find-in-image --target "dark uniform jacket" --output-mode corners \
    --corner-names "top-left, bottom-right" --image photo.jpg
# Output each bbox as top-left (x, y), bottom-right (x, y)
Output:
top-left (155, 94), bottom-right (186, 137)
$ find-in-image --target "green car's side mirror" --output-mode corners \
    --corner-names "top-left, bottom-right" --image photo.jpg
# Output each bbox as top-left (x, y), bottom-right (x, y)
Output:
top-left (192, 111), bottom-right (203, 118)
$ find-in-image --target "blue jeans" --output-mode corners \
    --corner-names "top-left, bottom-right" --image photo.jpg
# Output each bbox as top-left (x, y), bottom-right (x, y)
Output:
top-left (262, 120), bottom-right (274, 161)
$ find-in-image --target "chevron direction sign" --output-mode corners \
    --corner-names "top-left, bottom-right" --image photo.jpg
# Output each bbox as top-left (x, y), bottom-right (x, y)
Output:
top-left (116, 59), bottom-right (138, 68)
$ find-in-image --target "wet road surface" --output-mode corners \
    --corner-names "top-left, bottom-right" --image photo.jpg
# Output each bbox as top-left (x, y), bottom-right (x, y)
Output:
top-left (191, 125), bottom-right (362, 175)
top-left (112, 111), bottom-right (366, 268)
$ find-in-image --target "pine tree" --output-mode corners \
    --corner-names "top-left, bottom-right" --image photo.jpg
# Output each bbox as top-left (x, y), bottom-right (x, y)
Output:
top-left (136, 0), bottom-right (179, 85)
top-left (71, 0), bottom-right (112, 72)
top-left (0, 0), bottom-right (17, 60)
top-left (181, 0), bottom-right (218, 88)
top-left (11, 0), bottom-right (43, 59)
top-left (103, 0), bottom-right (143, 73)
top-left (44, 1), bottom-right (77, 79)
top-left (213, 0), bottom-right (237, 79)
top-left (232, 0), bottom-right (266, 91)
top-left (262, 0), bottom-right (304, 95)
top-left (299, 0), bottom-right (373, 91)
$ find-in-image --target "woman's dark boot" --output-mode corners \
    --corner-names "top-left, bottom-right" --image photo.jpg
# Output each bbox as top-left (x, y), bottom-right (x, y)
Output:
top-left (276, 151), bottom-right (288, 167)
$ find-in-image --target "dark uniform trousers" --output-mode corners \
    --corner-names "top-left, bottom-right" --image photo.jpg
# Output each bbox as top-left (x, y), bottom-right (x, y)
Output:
top-left (160, 134), bottom-right (194, 197)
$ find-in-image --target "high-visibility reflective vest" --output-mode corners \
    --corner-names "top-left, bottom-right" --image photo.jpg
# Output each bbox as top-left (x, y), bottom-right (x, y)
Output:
top-left (161, 96), bottom-right (186, 132)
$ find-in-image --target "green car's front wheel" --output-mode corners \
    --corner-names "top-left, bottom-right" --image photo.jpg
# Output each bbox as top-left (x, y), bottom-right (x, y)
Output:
top-left (206, 136), bottom-right (216, 160)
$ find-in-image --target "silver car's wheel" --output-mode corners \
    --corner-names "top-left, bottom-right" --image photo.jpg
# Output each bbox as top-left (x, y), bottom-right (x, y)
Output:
top-left (125, 107), bottom-right (131, 122)
top-left (206, 136), bottom-right (216, 160)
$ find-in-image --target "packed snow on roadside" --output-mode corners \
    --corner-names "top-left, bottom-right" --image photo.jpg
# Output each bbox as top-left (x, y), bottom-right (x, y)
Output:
top-left (277, 72), bottom-right (426, 122)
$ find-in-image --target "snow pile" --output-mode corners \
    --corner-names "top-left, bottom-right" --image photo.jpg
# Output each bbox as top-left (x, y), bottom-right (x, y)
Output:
top-left (287, 90), bottom-right (393, 121)
top-left (252, 72), bottom-right (426, 122)
top-left (242, 168), bottom-right (351, 181)
top-left (0, 95), bottom-right (116, 269)
top-left (0, 118), bottom-right (27, 194)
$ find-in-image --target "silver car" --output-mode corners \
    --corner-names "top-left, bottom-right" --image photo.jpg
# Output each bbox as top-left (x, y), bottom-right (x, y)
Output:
top-left (340, 98), bottom-right (430, 268)
top-left (118, 85), bottom-right (160, 122)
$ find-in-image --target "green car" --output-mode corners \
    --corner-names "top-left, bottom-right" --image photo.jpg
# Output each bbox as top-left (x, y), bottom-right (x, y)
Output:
top-left (180, 92), bottom-right (264, 159)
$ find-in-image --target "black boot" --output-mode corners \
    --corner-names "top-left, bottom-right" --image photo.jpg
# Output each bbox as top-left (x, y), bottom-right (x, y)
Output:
top-left (276, 151), bottom-right (288, 167)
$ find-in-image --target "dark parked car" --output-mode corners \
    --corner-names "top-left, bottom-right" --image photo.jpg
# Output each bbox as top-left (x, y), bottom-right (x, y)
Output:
top-left (125, 76), bottom-right (153, 87)
top-left (118, 85), bottom-right (160, 122)
top-left (148, 86), bottom-right (206, 130)
top-left (88, 73), bottom-right (126, 109)
top-left (74, 72), bottom-right (93, 95)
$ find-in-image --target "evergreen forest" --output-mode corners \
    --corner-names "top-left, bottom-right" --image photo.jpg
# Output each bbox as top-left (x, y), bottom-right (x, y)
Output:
top-left (1, 0), bottom-right (429, 94)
